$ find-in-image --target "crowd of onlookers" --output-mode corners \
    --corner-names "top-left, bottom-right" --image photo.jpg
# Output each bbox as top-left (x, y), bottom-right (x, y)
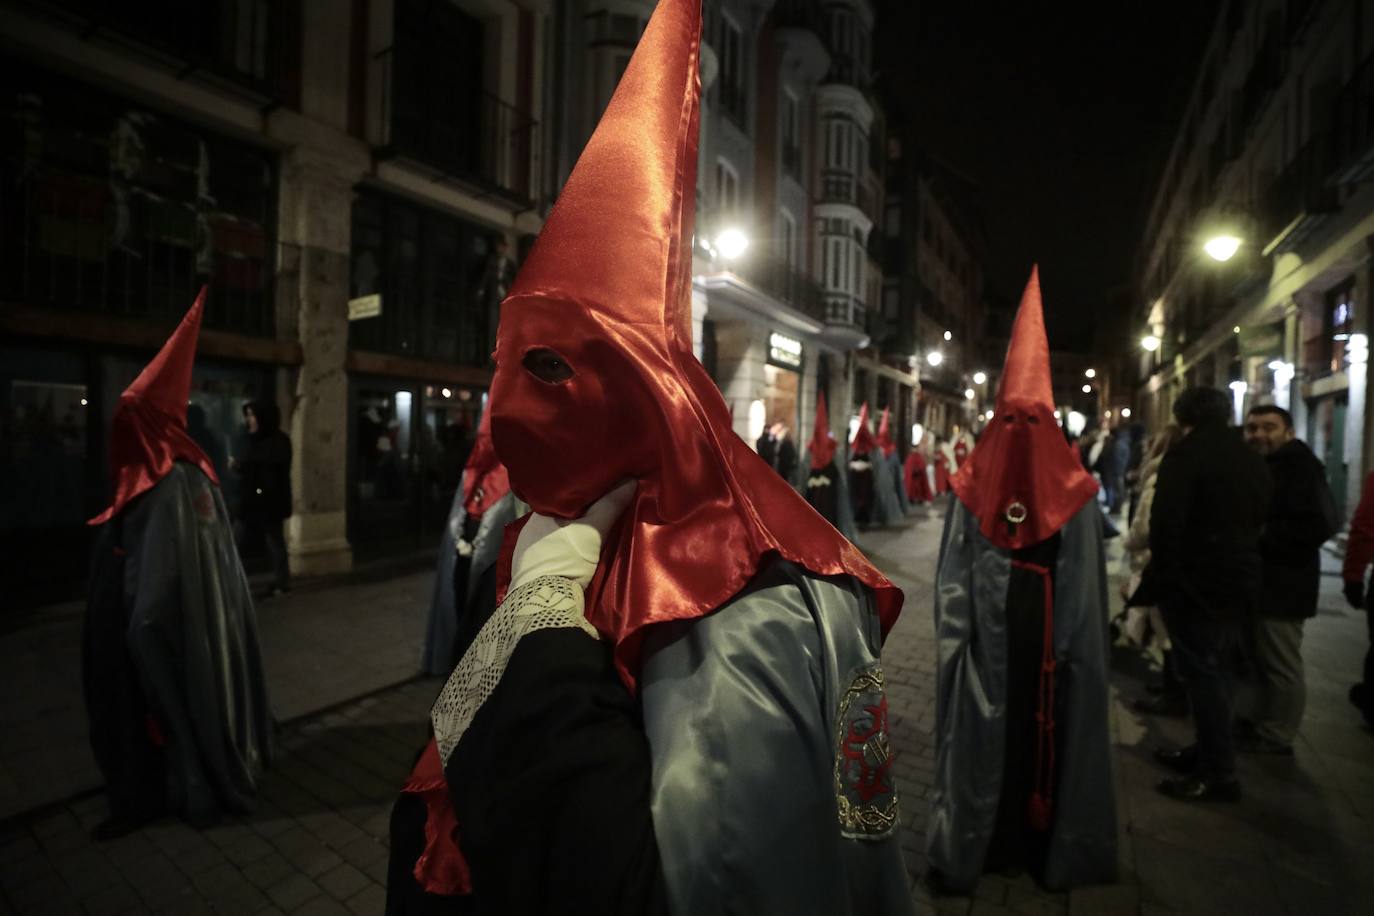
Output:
top-left (1106, 385), bottom-right (1372, 802)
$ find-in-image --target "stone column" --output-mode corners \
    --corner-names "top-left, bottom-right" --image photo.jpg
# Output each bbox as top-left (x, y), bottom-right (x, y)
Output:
top-left (277, 147), bottom-right (365, 576)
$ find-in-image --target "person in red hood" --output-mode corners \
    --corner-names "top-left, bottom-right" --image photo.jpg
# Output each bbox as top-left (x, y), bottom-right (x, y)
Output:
top-left (84, 289), bottom-right (273, 840)
top-left (905, 434), bottom-right (933, 505)
top-left (848, 402), bottom-right (881, 527)
top-left (386, 1), bottom-right (912, 912)
top-left (801, 391), bottom-right (858, 539)
top-left (927, 268), bottom-right (1116, 894)
top-left (876, 406), bottom-right (911, 520)
top-left (420, 405), bottom-right (521, 676)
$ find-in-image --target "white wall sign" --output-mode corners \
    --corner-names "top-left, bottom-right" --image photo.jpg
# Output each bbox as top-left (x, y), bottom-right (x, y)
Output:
top-left (768, 331), bottom-right (803, 369)
top-left (348, 293), bottom-right (382, 321)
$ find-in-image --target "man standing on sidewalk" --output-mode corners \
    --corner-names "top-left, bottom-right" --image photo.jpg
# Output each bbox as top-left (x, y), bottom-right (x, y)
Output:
top-left (234, 400), bottom-right (293, 597)
top-left (1241, 405), bottom-right (1338, 754)
top-left (1143, 387), bottom-right (1271, 801)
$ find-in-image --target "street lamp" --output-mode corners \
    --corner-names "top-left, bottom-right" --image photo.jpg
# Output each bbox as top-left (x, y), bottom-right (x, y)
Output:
top-left (1141, 334), bottom-right (1161, 352)
top-left (927, 350), bottom-right (944, 367)
top-left (716, 228), bottom-right (750, 260)
top-left (1203, 234), bottom-right (1242, 262)
top-left (1084, 368), bottom-right (1096, 379)
top-left (943, 330), bottom-right (953, 341)
top-left (964, 388), bottom-right (975, 401)
top-left (1081, 384), bottom-right (1092, 394)
top-left (972, 371), bottom-right (987, 385)
top-left (1121, 407), bottom-right (1133, 419)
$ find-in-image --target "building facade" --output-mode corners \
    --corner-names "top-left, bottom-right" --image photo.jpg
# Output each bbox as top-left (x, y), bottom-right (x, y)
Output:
top-left (880, 139), bottom-right (987, 444)
top-left (0, 0), bottom-right (552, 607)
top-left (1133, 0), bottom-right (1374, 516)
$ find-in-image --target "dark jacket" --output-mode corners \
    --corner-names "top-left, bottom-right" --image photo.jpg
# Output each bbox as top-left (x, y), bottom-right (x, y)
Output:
top-left (240, 402), bottom-right (293, 524)
top-left (1141, 423), bottom-right (1272, 617)
top-left (1257, 439), bottom-right (1336, 619)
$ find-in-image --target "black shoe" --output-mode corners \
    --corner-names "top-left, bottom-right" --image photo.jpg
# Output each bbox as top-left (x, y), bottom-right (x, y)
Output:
top-left (1156, 773), bottom-right (1241, 803)
top-left (1236, 733), bottom-right (1294, 756)
top-left (1153, 745), bottom-right (1198, 773)
top-left (1134, 694), bottom-right (1189, 718)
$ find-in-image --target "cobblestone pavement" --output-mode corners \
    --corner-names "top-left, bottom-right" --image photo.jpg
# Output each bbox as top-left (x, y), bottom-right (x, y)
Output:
top-left (2, 503), bottom-right (1372, 914)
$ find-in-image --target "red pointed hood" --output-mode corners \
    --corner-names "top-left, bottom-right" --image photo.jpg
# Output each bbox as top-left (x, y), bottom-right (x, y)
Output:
top-left (488, 0), bottom-right (900, 690)
top-left (876, 407), bottom-right (896, 458)
top-left (850, 402), bottom-right (877, 456)
top-left (950, 267), bottom-right (1098, 549)
top-left (807, 391), bottom-right (837, 470)
top-left (462, 407), bottom-right (510, 517)
top-left (90, 287), bottom-right (219, 525)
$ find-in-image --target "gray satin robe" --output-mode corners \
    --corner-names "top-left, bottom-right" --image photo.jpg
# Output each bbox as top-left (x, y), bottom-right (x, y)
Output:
top-left (91, 462), bottom-right (274, 822)
top-left (927, 501), bottom-right (1117, 891)
top-left (640, 557), bottom-right (917, 916)
top-left (421, 484), bottom-right (520, 676)
top-left (868, 448), bottom-right (904, 527)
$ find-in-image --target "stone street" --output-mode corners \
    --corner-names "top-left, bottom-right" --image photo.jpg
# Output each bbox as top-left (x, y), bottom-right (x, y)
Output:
top-left (1, 504), bottom-right (1372, 914)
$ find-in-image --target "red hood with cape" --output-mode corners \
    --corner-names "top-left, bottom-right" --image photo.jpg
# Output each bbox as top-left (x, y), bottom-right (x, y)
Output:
top-left (486, 0), bottom-right (901, 691)
top-left (876, 407), bottom-right (897, 459)
top-left (90, 288), bottom-right (219, 525)
top-left (849, 402), bottom-right (877, 457)
top-left (461, 408), bottom-right (510, 517)
top-left (950, 268), bottom-right (1098, 549)
top-left (807, 391), bottom-right (837, 470)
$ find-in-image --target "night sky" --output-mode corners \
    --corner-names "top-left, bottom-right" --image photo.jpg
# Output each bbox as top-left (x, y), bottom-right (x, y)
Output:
top-left (876, 1), bottom-right (1221, 352)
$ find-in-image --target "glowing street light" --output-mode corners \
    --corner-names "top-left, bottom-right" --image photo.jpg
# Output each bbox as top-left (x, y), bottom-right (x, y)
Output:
top-left (964, 388), bottom-right (976, 401)
top-left (1081, 384), bottom-right (1092, 394)
top-left (972, 371), bottom-right (987, 385)
top-left (1204, 234), bottom-right (1242, 262)
top-left (715, 228), bottom-right (750, 260)
top-left (1084, 368), bottom-right (1096, 379)
top-left (1121, 407), bottom-right (1133, 419)
top-left (927, 350), bottom-right (944, 367)
top-left (1141, 334), bottom-right (1161, 352)
top-left (943, 330), bottom-right (953, 341)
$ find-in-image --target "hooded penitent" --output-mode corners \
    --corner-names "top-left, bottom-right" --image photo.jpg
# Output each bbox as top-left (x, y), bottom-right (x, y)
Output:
top-left (928, 267), bottom-right (1116, 892)
top-left (876, 407), bottom-right (896, 460)
top-left (849, 401), bottom-right (878, 457)
top-left (422, 408), bottom-right (518, 677)
top-left (488, 0), bottom-right (900, 689)
top-left (91, 287), bottom-right (218, 525)
top-left (84, 288), bottom-right (273, 833)
top-left (807, 391), bottom-right (837, 471)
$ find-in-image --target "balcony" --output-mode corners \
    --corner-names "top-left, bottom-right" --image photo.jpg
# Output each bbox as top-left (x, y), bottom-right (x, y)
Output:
top-left (825, 293), bottom-right (867, 333)
top-left (818, 169), bottom-right (872, 213)
top-left (1259, 133), bottom-right (1339, 255)
top-left (1330, 49), bottom-right (1374, 184)
top-left (376, 42), bottom-right (538, 207)
top-left (728, 255), bottom-right (826, 321)
top-left (25, 0), bottom-right (300, 108)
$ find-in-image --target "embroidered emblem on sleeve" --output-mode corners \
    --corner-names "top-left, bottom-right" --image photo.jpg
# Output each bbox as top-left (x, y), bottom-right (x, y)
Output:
top-left (833, 663), bottom-right (899, 839)
top-left (431, 575), bottom-right (598, 765)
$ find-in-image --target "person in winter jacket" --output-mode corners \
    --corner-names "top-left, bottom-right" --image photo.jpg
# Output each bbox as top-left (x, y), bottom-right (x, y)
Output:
top-left (1121, 424), bottom-right (1187, 717)
top-left (235, 400), bottom-right (293, 595)
top-left (1241, 405), bottom-right (1338, 753)
top-left (1138, 387), bottom-right (1272, 802)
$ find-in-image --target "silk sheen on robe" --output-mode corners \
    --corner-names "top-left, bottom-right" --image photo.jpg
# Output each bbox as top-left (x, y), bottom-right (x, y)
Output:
top-left (927, 501), bottom-right (1117, 891)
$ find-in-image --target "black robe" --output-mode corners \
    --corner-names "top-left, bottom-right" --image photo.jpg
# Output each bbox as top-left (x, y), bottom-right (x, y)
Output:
top-left (84, 462), bottom-right (274, 828)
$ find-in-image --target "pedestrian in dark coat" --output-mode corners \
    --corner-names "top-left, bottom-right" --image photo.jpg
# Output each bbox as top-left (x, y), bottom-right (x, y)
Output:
top-left (1242, 405), bottom-right (1337, 752)
top-left (1140, 386), bottom-right (1272, 802)
top-left (235, 400), bottom-right (293, 595)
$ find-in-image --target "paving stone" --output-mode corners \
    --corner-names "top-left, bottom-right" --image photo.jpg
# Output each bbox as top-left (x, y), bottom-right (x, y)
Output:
top-left (317, 861), bottom-right (371, 901)
top-left (265, 873), bottom-right (323, 911)
top-left (243, 851), bottom-right (298, 891)
top-left (345, 884), bottom-right (386, 916)
top-left (295, 895), bottom-right (353, 916)
top-left (79, 882), bottom-right (141, 916)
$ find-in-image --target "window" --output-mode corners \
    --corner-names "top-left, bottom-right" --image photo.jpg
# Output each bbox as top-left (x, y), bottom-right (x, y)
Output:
top-left (716, 159), bottom-right (739, 213)
top-left (778, 209), bottom-right (797, 271)
top-left (718, 14), bottom-right (745, 125)
top-left (1326, 279), bottom-right (1357, 373)
top-left (781, 90), bottom-right (801, 178)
